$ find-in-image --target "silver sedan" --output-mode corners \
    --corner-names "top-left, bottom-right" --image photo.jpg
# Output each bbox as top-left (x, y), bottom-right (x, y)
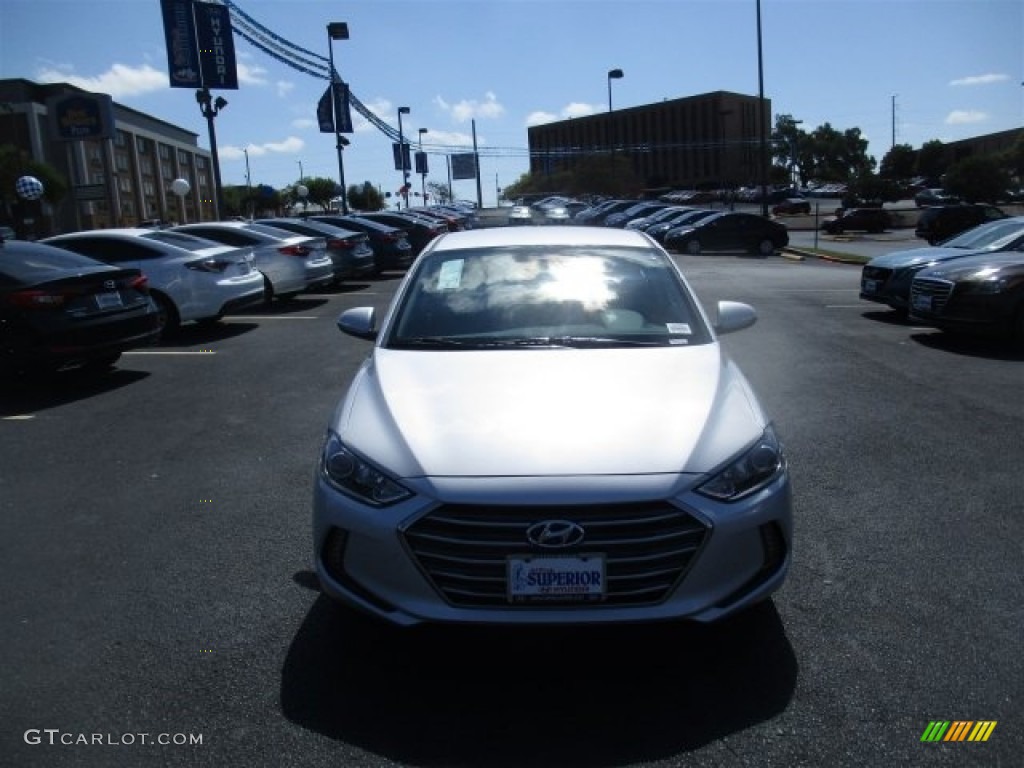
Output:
top-left (313, 226), bottom-right (792, 627)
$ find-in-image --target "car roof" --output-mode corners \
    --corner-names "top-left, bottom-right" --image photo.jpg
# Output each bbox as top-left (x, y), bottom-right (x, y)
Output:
top-left (428, 226), bottom-right (657, 252)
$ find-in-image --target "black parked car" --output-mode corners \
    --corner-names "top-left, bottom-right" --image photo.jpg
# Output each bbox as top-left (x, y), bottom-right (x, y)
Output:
top-left (821, 207), bottom-right (892, 234)
top-left (257, 218), bottom-right (376, 281)
top-left (309, 214), bottom-right (414, 272)
top-left (645, 209), bottom-right (719, 243)
top-left (664, 212), bottom-right (789, 255)
top-left (915, 204), bottom-right (1007, 245)
top-left (909, 249), bottom-right (1024, 345)
top-left (1, 239), bottom-right (160, 375)
top-left (352, 212), bottom-right (447, 256)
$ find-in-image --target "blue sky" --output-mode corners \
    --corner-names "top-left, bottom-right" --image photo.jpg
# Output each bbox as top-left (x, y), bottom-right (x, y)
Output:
top-left (2, 0), bottom-right (1022, 205)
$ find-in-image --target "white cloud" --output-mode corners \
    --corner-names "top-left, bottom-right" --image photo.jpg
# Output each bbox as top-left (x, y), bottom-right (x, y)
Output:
top-left (220, 137), bottom-right (305, 160)
top-left (236, 60), bottom-right (269, 87)
top-left (949, 73), bottom-right (1009, 87)
top-left (525, 111), bottom-right (558, 127)
top-left (276, 80), bottom-right (294, 97)
top-left (945, 110), bottom-right (988, 125)
top-left (35, 62), bottom-right (166, 98)
top-left (562, 102), bottom-right (597, 119)
top-left (436, 92), bottom-right (506, 123)
top-left (525, 102), bottom-right (600, 127)
top-left (292, 118), bottom-right (316, 130)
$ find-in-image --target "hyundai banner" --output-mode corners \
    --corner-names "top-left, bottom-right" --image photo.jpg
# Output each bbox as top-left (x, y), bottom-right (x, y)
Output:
top-left (161, 0), bottom-right (238, 90)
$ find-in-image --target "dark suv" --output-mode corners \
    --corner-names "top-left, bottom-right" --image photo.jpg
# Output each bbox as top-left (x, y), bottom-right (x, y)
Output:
top-left (822, 207), bottom-right (892, 234)
top-left (915, 204), bottom-right (1007, 245)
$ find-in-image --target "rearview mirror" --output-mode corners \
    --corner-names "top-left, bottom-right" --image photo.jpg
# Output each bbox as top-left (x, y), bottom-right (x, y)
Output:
top-left (714, 301), bottom-right (757, 335)
top-left (337, 307), bottom-right (378, 340)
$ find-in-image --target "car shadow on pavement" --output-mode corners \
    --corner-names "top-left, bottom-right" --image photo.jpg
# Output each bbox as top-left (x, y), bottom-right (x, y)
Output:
top-left (0, 367), bottom-right (151, 417)
top-left (909, 330), bottom-right (1024, 361)
top-left (280, 588), bottom-right (798, 766)
top-left (228, 297), bottom-right (329, 317)
top-left (163, 320), bottom-right (259, 345)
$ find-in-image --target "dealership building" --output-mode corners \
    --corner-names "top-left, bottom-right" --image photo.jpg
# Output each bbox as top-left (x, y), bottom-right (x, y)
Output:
top-left (527, 90), bottom-right (772, 192)
top-left (1, 78), bottom-right (215, 236)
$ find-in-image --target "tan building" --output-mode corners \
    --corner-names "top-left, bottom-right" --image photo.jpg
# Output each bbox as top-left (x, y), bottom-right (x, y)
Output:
top-left (527, 90), bottom-right (771, 192)
top-left (1, 78), bottom-right (215, 235)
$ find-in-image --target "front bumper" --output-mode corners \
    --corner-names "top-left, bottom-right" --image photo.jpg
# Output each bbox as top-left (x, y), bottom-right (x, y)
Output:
top-left (312, 471), bottom-right (792, 627)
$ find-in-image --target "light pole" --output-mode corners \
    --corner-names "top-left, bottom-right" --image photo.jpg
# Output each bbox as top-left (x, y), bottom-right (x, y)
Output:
top-left (327, 21), bottom-right (350, 214)
top-left (607, 68), bottom-right (624, 113)
top-left (418, 127), bottom-right (428, 203)
top-left (297, 160), bottom-right (303, 181)
top-left (397, 106), bottom-right (410, 208)
top-left (756, 0), bottom-right (770, 217)
top-left (195, 88), bottom-right (227, 220)
top-left (243, 147), bottom-right (252, 219)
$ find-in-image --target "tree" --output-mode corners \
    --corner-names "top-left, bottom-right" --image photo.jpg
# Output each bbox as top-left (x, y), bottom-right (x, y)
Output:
top-left (426, 180), bottom-right (451, 205)
top-left (347, 181), bottom-right (385, 212)
top-left (298, 176), bottom-right (339, 209)
top-left (916, 140), bottom-right (948, 182)
top-left (879, 144), bottom-right (916, 180)
top-left (943, 155), bottom-right (1011, 203)
top-left (771, 114), bottom-right (810, 186)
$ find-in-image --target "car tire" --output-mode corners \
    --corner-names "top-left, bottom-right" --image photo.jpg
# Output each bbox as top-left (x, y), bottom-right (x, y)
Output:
top-left (756, 239), bottom-right (775, 256)
top-left (685, 239), bottom-right (701, 256)
top-left (152, 292), bottom-right (180, 337)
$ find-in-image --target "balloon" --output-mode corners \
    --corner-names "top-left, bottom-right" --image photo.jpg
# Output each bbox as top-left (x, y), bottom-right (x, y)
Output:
top-left (15, 176), bottom-right (44, 201)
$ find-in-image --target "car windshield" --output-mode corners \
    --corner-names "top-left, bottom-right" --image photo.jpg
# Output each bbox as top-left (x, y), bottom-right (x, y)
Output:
top-left (943, 219), bottom-right (1024, 250)
top-left (387, 245), bottom-right (711, 349)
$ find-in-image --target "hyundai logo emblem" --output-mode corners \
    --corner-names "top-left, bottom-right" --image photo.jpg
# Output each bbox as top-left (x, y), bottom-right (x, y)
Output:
top-left (104, 280), bottom-right (116, 290)
top-left (525, 520), bottom-right (585, 549)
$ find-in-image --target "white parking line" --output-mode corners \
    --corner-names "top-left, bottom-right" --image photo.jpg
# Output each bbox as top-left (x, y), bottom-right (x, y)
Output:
top-left (225, 316), bottom-right (319, 321)
top-left (124, 350), bottom-right (217, 355)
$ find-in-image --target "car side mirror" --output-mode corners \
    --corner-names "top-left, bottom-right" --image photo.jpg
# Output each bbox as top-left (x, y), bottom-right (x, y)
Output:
top-left (714, 301), bottom-right (757, 335)
top-left (337, 307), bottom-right (378, 340)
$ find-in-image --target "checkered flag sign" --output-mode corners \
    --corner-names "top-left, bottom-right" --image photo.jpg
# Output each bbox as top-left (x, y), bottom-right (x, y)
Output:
top-left (15, 176), bottom-right (44, 201)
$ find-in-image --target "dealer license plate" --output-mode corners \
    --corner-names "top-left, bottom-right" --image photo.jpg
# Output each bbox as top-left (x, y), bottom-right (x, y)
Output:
top-left (507, 554), bottom-right (606, 603)
top-left (95, 291), bottom-right (123, 310)
top-left (912, 294), bottom-right (932, 312)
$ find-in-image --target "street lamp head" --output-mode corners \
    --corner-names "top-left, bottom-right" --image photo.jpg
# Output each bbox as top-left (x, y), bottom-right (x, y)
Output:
top-left (195, 89), bottom-right (207, 105)
top-left (214, 96), bottom-right (228, 110)
top-left (339, 136), bottom-right (350, 147)
top-left (398, 106), bottom-right (410, 115)
top-left (327, 21), bottom-right (349, 40)
top-left (418, 128), bottom-right (428, 135)
top-left (608, 68), bottom-right (624, 80)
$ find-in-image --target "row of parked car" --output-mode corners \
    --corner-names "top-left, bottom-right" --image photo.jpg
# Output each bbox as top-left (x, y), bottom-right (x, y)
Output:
top-left (513, 196), bottom-right (791, 256)
top-left (0, 205), bottom-right (477, 377)
top-left (860, 215), bottom-right (1024, 346)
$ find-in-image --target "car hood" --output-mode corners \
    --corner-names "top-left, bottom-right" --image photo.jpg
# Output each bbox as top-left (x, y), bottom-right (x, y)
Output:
top-left (866, 245), bottom-right (983, 269)
top-left (333, 345), bottom-right (766, 478)
top-left (917, 251), bottom-right (1024, 280)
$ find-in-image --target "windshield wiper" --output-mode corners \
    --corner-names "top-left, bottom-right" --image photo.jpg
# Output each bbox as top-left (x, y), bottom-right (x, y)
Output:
top-left (506, 336), bottom-right (669, 348)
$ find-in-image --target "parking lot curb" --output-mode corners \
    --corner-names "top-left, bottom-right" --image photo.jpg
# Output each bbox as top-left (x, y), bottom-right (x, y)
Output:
top-left (783, 247), bottom-right (863, 265)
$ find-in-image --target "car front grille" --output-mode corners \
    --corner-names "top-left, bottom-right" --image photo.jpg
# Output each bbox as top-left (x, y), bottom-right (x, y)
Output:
top-left (910, 277), bottom-right (955, 315)
top-left (402, 502), bottom-right (708, 608)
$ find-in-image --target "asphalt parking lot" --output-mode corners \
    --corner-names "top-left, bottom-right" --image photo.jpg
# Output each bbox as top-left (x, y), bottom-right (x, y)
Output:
top-left (2, 252), bottom-right (1021, 768)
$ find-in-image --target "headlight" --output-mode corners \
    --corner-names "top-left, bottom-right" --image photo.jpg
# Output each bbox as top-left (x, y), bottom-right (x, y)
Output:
top-left (320, 431), bottom-right (411, 506)
top-left (697, 425), bottom-right (786, 501)
top-left (962, 277), bottom-right (1008, 294)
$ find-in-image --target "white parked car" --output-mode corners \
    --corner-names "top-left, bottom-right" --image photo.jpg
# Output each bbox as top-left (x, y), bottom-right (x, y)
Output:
top-left (170, 222), bottom-right (334, 302)
top-left (313, 226), bottom-right (793, 627)
top-left (43, 228), bottom-right (264, 333)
